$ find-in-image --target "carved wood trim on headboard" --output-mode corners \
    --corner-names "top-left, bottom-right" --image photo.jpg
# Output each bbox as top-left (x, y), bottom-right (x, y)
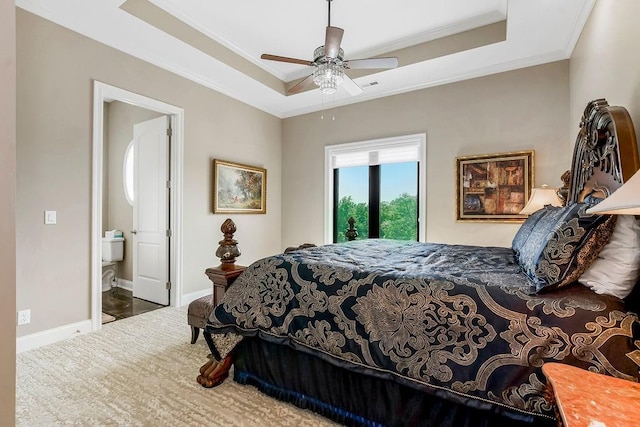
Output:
top-left (568, 98), bottom-right (640, 204)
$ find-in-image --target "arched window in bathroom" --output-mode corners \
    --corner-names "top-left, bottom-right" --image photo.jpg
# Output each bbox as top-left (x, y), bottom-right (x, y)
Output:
top-left (123, 139), bottom-right (134, 206)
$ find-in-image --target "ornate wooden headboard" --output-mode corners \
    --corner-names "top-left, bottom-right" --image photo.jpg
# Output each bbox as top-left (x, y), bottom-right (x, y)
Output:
top-left (568, 99), bottom-right (640, 204)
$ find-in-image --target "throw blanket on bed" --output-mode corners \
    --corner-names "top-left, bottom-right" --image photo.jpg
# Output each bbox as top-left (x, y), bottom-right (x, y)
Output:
top-left (207, 240), bottom-right (640, 421)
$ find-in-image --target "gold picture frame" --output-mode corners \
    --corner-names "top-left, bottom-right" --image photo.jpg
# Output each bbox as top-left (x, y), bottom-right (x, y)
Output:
top-left (213, 159), bottom-right (267, 214)
top-left (456, 151), bottom-right (534, 222)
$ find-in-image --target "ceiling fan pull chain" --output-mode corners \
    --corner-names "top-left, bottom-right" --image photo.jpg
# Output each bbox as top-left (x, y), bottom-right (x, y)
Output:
top-left (332, 94), bottom-right (336, 121)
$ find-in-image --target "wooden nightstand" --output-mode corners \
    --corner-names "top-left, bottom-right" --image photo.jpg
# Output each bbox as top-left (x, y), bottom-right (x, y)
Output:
top-left (542, 362), bottom-right (640, 427)
top-left (205, 264), bottom-right (246, 305)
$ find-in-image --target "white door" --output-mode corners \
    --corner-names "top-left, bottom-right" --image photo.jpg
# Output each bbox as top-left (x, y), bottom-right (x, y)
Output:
top-left (132, 116), bottom-right (170, 305)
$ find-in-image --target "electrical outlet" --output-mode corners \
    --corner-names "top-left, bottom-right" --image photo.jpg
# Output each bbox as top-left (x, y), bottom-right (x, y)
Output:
top-left (17, 309), bottom-right (31, 326)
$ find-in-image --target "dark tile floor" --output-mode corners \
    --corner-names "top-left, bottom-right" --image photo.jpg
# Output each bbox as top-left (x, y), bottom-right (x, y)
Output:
top-left (102, 287), bottom-right (164, 321)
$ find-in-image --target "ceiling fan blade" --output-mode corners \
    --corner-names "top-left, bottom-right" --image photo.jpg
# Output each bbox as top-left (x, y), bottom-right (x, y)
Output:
top-left (342, 74), bottom-right (363, 96)
top-left (261, 54), bottom-right (314, 66)
top-left (324, 26), bottom-right (344, 58)
top-left (344, 57), bottom-right (399, 70)
top-left (287, 74), bottom-right (316, 95)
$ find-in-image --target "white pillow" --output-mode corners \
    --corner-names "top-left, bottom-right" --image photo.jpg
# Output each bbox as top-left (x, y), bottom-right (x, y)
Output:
top-left (579, 215), bottom-right (640, 299)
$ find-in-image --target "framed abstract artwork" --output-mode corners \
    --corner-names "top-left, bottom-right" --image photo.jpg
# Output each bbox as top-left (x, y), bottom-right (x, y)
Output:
top-left (456, 151), bottom-right (534, 222)
top-left (213, 159), bottom-right (267, 214)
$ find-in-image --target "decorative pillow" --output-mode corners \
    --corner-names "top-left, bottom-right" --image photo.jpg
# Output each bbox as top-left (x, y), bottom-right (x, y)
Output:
top-left (516, 203), bottom-right (617, 294)
top-left (512, 207), bottom-right (549, 259)
top-left (513, 205), bottom-right (567, 268)
top-left (579, 215), bottom-right (640, 299)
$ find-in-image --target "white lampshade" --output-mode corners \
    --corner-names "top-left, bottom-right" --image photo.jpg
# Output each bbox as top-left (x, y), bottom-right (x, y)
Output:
top-left (519, 185), bottom-right (563, 215)
top-left (586, 169), bottom-right (640, 215)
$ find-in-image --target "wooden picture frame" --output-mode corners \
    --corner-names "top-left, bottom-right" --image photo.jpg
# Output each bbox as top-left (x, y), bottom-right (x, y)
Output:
top-left (456, 151), bottom-right (534, 222)
top-left (213, 159), bottom-right (266, 214)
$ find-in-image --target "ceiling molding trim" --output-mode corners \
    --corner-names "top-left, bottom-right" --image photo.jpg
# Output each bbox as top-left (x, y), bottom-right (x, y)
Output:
top-left (149, 0), bottom-right (290, 81)
top-left (114, 51), bottom-right (287, 118)
top-left (15, 0), bottom-right (287, 118)
top-left (561, 0), bottom-right (597, 57)
top-left (348, 11), bottom-right (505, 62)
top-left (121, 0), bottom-right (285, 94)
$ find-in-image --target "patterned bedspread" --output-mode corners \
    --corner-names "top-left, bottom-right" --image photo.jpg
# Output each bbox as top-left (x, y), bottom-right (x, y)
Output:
top-left (207, 240), bottom-right (640, 420)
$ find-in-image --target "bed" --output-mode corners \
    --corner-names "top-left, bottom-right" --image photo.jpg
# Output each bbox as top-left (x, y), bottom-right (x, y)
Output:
top-left (199, 99), bottom-right (640, 427)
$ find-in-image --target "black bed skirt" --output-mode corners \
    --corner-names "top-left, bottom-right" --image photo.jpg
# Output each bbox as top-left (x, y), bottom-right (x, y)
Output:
top-left (233, 337), bottom-right (555, 427)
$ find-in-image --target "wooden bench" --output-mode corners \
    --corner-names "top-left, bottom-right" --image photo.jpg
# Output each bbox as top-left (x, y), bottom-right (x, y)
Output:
top-left (187, 294), bottom-right (216, 344)
top-left (188, 265), bottom-right (245, 344)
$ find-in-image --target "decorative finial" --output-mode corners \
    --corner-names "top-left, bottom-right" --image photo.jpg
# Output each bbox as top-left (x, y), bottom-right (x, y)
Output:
top-left (345, 216), bottom-right (358, 241)
top-left (215, 218), bottom-right (241, 270)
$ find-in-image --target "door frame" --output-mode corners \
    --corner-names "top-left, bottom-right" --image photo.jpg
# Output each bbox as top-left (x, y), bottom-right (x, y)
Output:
top-left (91, 80), bottom-right (184, 332)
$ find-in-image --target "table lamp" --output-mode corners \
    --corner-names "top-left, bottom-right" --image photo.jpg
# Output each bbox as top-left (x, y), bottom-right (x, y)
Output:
top-left (519, 184), bottom-right (563, 215)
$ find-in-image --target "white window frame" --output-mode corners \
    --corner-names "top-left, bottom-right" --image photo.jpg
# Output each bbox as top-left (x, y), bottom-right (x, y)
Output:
top-left (324, 133), bottom-right (427, 244)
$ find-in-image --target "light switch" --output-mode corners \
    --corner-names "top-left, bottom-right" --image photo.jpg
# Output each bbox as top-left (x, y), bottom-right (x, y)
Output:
top-left (44, 210), bottom-right (57, 225)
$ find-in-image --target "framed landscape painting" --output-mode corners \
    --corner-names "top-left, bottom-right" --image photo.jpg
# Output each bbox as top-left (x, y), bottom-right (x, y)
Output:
top-left (213, 159), bottom-right (267, 214)
top-left (456, 150), bottom-right (533, 222)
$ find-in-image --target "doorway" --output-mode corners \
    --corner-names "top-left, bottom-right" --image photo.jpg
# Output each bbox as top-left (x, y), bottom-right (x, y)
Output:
top-left (101, 111), bottom-right (170, 321)
top-left (91, 81), bottom-right (184, 332)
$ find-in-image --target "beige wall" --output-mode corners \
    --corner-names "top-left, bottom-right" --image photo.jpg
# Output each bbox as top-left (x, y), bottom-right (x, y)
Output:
top-left (106, 101), bottom-right (163, 281)
top-left (16, 9), bottom-right (282, 336)
top-left (0, 0), bottom-right (16, 423)
top-left (570, 0), bottom-right (640, 146)
top-left (282, 62), bottom-right (571, 249)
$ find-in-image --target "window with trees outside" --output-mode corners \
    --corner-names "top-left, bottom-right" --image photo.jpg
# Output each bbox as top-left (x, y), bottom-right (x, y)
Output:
top-left (325, 134), bottom-right (426, 244)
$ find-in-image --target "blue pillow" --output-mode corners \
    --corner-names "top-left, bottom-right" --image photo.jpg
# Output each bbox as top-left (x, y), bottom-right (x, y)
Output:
top-left (516, 203), bottom-right (617, 293)
top-left (512, 206), bottom-right (552, 259)
top-left (514, 205), bottom-right (566, 265)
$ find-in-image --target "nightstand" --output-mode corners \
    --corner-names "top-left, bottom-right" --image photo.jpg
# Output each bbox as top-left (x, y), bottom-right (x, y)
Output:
top-left (205, 264), bottom-right (246, 305)
top-left (542, 362), bottom-right (640, 427)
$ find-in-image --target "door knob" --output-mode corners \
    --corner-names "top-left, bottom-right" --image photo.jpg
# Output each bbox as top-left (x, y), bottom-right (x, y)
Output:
top-left (131, 229), bottom-right (137, 234)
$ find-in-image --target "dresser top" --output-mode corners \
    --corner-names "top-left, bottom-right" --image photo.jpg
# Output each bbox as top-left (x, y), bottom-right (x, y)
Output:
top-left (542, 362), bottom-right (640, 427)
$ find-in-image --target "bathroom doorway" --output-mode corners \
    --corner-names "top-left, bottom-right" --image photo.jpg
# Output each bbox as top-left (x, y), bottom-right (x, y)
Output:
top-left (101, 108), bottom-right (169, 321)
top-left (91, 81), bottom-right (184, 332)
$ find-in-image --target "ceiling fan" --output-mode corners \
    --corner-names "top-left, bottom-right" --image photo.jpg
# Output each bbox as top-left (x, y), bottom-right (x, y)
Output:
top-left (260, 0), bottom-right (399, 96)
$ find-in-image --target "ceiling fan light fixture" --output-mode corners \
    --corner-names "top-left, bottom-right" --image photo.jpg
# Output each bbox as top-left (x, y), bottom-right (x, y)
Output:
top-left (260, 0), bottom-right (397, 97)
top-left (313, 61), bottom-right (344, 95)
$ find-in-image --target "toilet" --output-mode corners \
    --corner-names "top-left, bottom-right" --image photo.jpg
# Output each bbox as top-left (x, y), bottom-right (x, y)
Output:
top-left (102, 237), bottom-right (124, 292)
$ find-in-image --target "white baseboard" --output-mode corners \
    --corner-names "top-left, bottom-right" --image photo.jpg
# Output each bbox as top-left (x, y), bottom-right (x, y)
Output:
top-left (181, 288), bottom-right (213, 307)
top-left (117, 278), bottom-right (133, 292)
top-left (17, 320), bottom-right (93, 354)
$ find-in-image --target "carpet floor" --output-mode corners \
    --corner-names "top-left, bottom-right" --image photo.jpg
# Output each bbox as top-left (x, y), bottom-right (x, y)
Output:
top-left (16, 306), bottom-right (339, 426)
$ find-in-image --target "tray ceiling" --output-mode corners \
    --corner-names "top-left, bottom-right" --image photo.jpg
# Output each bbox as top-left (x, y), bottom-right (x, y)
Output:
top-left (16, 0), bottom-right (595, 118)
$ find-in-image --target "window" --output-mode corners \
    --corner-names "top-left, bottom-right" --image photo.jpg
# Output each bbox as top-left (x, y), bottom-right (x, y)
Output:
top-left (335, 165), bottom-right (370, 241)
top-left (380, 162), bottom-right (419, 239)
top-left (334, 162), bottom-right (418, 242)
top-left (123, 140), bottom-right (134, 206)
top-left (325, 134), bottom-right (426, 244)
